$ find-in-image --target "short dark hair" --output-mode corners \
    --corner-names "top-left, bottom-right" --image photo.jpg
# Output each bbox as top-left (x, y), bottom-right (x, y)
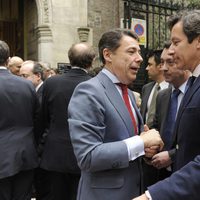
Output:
top-left (98, 29), bottom-right (139, 64)
top-left (147, 49), bottom-right (162, 65)
top-left (68, 43), bottom-right (96, 69)
top-left (163, 41), bottom-right (171, 49)
top-left (33, 62), bottom-right (44, 81)
top-left (0, 40), bottom-right (10, 65)
top-left (168, 10), bottom-right (200, 43)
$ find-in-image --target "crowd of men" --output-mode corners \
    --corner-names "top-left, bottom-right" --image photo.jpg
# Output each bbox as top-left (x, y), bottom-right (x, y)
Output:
top-left (0, 9), bottom-right (200, 200)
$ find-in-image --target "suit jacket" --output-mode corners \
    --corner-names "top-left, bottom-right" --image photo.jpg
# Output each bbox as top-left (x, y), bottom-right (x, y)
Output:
top-left (148, 155), bottom-right (200, 200)
top-left (140, 81), bottom-right (156, 124)
top-left (68, 71), bottom-right (144, 200)
top-left (154, 87), bottom-right (171, 143)
top-left (36, 83), bottom-right (43, 105)
top-left (40, 68), bottom-right (91, 173)
top-left (0, 69), bottom-right (39, 179)
top-left (172, 75), bottom-right (200, 171)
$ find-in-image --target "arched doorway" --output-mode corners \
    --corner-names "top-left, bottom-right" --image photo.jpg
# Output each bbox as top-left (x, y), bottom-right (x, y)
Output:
top-left (0, 0), bottom-right (24, 57)
top-left (0, 0), bottom-right (38, 60)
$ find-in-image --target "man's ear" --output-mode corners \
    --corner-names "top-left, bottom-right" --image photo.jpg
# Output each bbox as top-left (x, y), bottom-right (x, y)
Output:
top-left (35, 73), bottom-right (41, 80)
top-left (103, 48), bottom-right (112, 63)
top-left (157, 63), bottom-right (163, 71)
top-left (5, 57), bottom-right (10, 67)
top-left (197, 36), bottom-right (200, 49)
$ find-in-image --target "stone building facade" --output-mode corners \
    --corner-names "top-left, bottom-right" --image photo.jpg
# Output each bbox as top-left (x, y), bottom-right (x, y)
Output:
top-left (0, 0), bottom-right (124, 68)
top-left (1, 0), bottom-right (198, 69)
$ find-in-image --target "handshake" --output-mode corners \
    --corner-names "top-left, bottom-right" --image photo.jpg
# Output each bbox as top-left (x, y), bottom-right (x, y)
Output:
top-left (140, 125), bottom-right (164, 158)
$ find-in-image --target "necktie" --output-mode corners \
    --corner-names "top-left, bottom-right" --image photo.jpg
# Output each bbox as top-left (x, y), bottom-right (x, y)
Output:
top-left (146, 84), bottom-right (160, 127)
top-left (163, 89), bottom-right (181, 149)
top-left (117, 83), bottom-right (138, 135)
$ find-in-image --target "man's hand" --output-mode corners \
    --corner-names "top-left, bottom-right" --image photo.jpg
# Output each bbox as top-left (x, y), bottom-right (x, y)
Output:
top-left (151, 151), bottom-right (172, 169)
top-left (145, 145), bottom-right (160, 158)
top-left (133, 194), bottom-right (148, 200)
top-left (140, 129), bottom-right (164, 151)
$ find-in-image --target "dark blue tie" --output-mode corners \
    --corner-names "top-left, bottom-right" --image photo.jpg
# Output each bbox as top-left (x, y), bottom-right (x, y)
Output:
top-left (163, 89), bottom-right (181, 150)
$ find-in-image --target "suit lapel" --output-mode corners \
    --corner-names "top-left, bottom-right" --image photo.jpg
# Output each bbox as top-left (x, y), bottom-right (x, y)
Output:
top-left (129, 91), bottom-right (144, 133)
top-left (141, 82), bottom-right (156, 120)
top-left (176, 76), bottom-right (200, 122)
top-left (172, 76), bottom-right (200, 143)
top-left (97, 72), bottom-right (135, 137)
top-left (159, 88), bottom-right (171, 136)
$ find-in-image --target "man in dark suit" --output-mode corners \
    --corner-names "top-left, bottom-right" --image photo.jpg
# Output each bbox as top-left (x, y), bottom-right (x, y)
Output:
top-left (133, 9), bottom-right (200, 200)
top-left (38, 42), bottom-right (95, 200)
top-left (140, 50), bottom-right (169, 128)
top-left (150, 42), bottom-right (190, 179)
top-left (0, 40), bottom-right (39, 199)
top-left (140, 50), bottom-right (169, 189)
top-left (20, 61), bottom-right (44, 104)
top-left (68, 29), bottom-right (164, 200)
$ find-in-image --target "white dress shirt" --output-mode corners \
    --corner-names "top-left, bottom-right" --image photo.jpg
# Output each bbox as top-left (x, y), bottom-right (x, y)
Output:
top-left (102, 68), bottom-right (145, 161)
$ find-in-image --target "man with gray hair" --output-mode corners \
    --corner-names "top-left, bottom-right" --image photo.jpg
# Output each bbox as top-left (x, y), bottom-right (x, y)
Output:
top-left (20, 60), bottom-right (44, 103)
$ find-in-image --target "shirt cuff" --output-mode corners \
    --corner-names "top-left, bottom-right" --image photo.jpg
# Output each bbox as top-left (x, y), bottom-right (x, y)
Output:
top-left (123, 135), bottom-right (145, 161)
top-left (145, 190), bottom-right (152, 200)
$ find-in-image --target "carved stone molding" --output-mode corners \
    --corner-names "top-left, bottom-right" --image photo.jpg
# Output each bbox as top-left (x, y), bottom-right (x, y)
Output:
top-left (77, 27), bottom-right (90, 42)
top-left (36, 25), bottom-right (52, 42)
top-left (42, 0), bottom-right (49, 23)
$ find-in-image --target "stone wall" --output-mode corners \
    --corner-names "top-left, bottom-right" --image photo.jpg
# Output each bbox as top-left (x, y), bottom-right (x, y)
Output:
top-left (88, 0), bottom-right (124, 66)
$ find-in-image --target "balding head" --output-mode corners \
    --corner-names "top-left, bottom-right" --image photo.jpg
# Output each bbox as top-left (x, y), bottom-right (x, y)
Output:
top-left (8, 56), bottom-right (24, 76)
top-left (20, 60), bottom-right (44, 87)
top-left (68, 42), bottom-right (96, 69)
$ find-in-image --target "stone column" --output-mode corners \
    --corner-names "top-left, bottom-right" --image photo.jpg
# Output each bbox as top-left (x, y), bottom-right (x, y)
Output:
top-left (36, 25), bottom-right (53, 62)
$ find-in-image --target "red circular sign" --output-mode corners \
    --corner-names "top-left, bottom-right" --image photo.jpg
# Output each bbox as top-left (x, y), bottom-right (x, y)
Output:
top-left (134, 24), bottom-right (144, 36)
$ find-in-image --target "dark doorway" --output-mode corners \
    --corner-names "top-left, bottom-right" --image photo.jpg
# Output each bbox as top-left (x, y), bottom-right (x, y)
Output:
top-left (0, 0), bottom-right (24, 57)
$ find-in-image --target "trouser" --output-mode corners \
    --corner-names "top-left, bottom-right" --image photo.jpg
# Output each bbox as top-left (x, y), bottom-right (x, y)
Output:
top-left (0, 169), bottom-right (34, 200)
top-left (35, 169), bottom-right (80, 200)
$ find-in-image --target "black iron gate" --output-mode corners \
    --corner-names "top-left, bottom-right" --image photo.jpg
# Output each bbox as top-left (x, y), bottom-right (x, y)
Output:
top-left (123, 0), bottom-right (184, 92)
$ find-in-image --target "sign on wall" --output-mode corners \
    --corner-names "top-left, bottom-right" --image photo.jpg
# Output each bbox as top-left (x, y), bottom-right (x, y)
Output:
top-left (120, 18), bottom-right (147, 47)
top-left (132, 18), bottom-right (146, 47)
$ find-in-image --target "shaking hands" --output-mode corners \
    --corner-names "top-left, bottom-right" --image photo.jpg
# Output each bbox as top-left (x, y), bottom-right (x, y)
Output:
top-left (140, 126), bottom-right (164, 158)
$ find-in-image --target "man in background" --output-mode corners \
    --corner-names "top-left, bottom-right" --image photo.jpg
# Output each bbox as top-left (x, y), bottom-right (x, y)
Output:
top-left (8, 56), bottom-right (23, 76)
top-left (140, 50), bottom-right (169, 189)
top-left (140, 50), bottom-right (169, 128)
top-left (20, 60), bottom-right (44, 104)
top-left (150, 42), bottom-right (190, 180)
top-left (39, 42), bottom-right (95, 200)
top-left (0, 40), bottom-right (39, 199)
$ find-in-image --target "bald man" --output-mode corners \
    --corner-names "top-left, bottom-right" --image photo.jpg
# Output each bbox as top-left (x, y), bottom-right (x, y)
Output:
top-left (8, 56), bottom-right (23, 76)
top-left (38, 43), bottom-right (95, 200)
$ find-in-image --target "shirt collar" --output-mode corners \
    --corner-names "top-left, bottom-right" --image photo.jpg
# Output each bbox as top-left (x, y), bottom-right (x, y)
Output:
top-left (192, 64), bottom-right (200, 77)
top-left (158, 80), bottom-right (169, 90)
top-left (36, 81), bottom-right (43, 92)
top-left (172, 79), bottom-right (188, 94)
top-left (102, 68), bottom-right (120, 84)
top-left (0, 66), bottom-right (7, 70)
top-left (71, 66), bottom-right (88, 73)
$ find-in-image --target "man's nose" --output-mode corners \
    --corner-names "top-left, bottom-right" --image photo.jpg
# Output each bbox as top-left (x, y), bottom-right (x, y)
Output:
top-left (160, 63), bottom-right (168, 71)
